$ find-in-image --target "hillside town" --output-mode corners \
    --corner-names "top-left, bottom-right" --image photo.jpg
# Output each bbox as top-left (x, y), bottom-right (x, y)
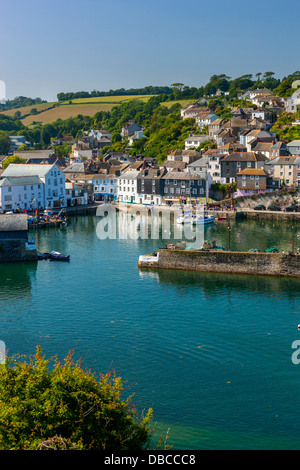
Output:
top-left (1, 85), bottom-right (300, 213)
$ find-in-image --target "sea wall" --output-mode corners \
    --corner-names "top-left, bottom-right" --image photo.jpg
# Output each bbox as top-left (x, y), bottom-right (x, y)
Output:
top-left (0, 239), bottom-right (38, 262)
top-left (138, 249), bottom-right (300, 278)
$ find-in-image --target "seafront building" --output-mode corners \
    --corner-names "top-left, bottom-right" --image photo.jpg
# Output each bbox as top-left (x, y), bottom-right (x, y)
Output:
top-left (1, 163), bottom-right (66, 210)
top-left (0, 175), bottom-right (44, 212)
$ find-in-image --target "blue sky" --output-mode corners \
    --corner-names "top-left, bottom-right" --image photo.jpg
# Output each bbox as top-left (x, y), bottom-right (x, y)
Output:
top-left (1, 0), bottom-right (299, 101)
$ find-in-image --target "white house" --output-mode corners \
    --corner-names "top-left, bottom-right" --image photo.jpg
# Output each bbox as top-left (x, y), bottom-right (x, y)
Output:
top-left (2, 163), bottom-right (66, 209)
top-left (65, 182), bottom-right (88, 206)
top-left (285, 89), bottom-right (300, 113)
top-left (195, 112), bottom-right (218, 130)
top-left (128, 130), bottom-right (145, 146)
top-left (206, 154), bottom-right (224, 183)
top-left (92, 175), bottom-right (118, 201)
top-left (88, 129), bottom-right (112, 141)
top-left (184, 134), bottom-right (210, 150)
top-left (0, 175), bottom-right (44, 212)
top-left (117, 170), bottom-right (140, 203)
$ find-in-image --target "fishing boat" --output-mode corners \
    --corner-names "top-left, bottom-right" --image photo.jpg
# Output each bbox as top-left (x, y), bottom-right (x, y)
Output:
top-left (49, 251), bottom-right (70, 261)
top-left (191, 214), bottom-right (215, 225)
top-left (176, 209), bottom-right (192, 224)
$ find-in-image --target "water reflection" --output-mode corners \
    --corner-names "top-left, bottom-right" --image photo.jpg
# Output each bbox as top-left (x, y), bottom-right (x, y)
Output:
top-left (0, 262), bottom-right (37, 295)
top-left (138, 265), bottom-right (300, 300)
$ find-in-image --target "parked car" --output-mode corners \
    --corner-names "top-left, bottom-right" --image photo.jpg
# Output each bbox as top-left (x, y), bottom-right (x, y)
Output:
top-left (285, 204), bottom-right (299, 212)
top-left (254, 205), bottom-right (266, 211)
top-left (268, 205), bottom-right (281, 211)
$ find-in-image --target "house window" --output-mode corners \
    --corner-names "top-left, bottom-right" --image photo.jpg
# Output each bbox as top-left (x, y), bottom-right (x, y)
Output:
top-left (242, 181), bottom-right (246, 187)
top-left (250, 175), bottom-right (254, 180)
top-left (173, 180), bottom-right (177, 185)
top-left (192, 189), bottom-right (197, 195)
top-left (181, 189), bottom-right (185, 194)
top-left (255, 182), bottom-right (259, 187)
top-left (170, 188), bottom-right (174, 194)
top-left (176, 188), bottom-right (180, 194)
top-left (164, 187), bottom-right (168, 194)
top-left (7, 187), bottom-right (12, 192)
top-left (247, 162), bottom-right (251, 168)
top-left (242, 175), bottom-right (246, 180)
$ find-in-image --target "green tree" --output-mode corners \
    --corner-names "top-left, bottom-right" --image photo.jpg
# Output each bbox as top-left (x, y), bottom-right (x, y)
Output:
top-left (0, 133), bottom-right (11, 155)
top-left (41, 124), bottom-right (55, 147)
top-left (13, 111), bottom-right (21, 119)
top-left (2, 155), bottom-right (26, 169)
top-left (0, 346), bottom-right (156, 450)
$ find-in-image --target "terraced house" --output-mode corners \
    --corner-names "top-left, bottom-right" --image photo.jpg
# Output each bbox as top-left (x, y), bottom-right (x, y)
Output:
top-left (136, 168), bottom-right (166, 205)
top-left (236, 168), bottom-right (267, 194)
top-left (220, 152), bottom-right (268, 184)
top-left (162, 171), bottom-right (209, 204)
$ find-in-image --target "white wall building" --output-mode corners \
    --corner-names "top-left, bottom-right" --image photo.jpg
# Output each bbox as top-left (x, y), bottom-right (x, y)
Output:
top-left (285, 89), bottom-right (300, 113)
top-left (92, 175), bottom-right (118, 201)
top-left (2, 163), bottom-right (66, 209)
top-left (117, 170), bottom-right (139, 203)
top-left (0, 175), bottom-right (44, 212)
top-left (65, 182), bottom-right (88, 206)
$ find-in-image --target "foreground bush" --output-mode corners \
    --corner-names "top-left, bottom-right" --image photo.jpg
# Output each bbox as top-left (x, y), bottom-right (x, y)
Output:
top-left (0, 346), bottom-right (154, 450)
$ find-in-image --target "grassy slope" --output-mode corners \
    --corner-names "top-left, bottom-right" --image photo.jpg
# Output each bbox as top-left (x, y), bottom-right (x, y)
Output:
top-left (0, 95), bottom-right (155, 126)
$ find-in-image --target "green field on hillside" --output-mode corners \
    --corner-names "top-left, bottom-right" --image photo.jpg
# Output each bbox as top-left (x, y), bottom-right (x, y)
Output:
top-left (0, 94), bottom-right (156, 126)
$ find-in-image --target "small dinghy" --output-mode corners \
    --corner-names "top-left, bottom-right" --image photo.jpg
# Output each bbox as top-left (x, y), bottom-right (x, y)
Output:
top-left (49, 251), bottom-right (70, 261)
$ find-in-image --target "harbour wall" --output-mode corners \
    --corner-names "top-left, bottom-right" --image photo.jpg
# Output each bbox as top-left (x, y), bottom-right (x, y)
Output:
top-left (138, 249), bottom-right (300, 278)
top-left (0, 239), bottom-right (38, 262)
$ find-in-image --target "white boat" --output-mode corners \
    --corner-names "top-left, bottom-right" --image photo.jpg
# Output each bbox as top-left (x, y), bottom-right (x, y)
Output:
top-left (176, 210), bottom-right (192, 224)
top-left (176, 215), bottom-right (192, 224)
top-left (191, 214), bottom-right (215, 225)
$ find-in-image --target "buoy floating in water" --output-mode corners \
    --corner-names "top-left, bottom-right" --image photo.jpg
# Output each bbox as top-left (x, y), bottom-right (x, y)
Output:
top-left (298, 325), bottom-right (300, 330)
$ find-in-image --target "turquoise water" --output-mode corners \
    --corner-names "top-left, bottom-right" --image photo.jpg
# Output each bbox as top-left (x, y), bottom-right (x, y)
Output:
top-left (1, 215), bottom-right (300, 449)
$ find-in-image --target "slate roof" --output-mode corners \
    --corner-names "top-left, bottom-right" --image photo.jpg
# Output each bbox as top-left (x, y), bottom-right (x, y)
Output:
top-left (0, 175), bottom-right (43, 187)
top-left (221, 152), bottom-right (268, 162)
top-left (2, 164), bottom-right (55, 178)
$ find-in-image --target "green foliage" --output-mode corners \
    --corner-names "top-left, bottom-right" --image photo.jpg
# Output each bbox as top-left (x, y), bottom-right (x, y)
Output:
top-left (0, 132), bottom-right (11, 155)
top-left (271, 112), bottom-right (300, 141)
top-left (52, 142), bottom-right (72, 158)
top-left (0, 96), bottom-right (46, 112)
top-left (2, 155), bottom-right (26, 169)
top-left (273, 71), bottom-right (300, 97)
top-left (0, 346), bottom-right (154, 450)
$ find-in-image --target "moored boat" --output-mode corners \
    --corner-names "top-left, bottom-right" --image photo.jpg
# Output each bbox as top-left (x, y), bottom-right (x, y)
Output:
top-left (191, 214), bottom-right (215, 225)
top-left (49, 251), bottom-right (70, 261)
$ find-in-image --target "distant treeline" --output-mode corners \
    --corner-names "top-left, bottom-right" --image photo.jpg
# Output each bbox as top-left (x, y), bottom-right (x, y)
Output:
top-left (0, 96), bottom-right (47, 111)
top-left (57, 86), bottom-right (173, 101)
top-left (56, 71), bottom-right (300, 103)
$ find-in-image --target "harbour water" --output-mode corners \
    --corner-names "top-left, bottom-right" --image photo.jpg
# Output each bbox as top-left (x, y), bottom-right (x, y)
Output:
top-left (1, 214), bottom-right (300, 449)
